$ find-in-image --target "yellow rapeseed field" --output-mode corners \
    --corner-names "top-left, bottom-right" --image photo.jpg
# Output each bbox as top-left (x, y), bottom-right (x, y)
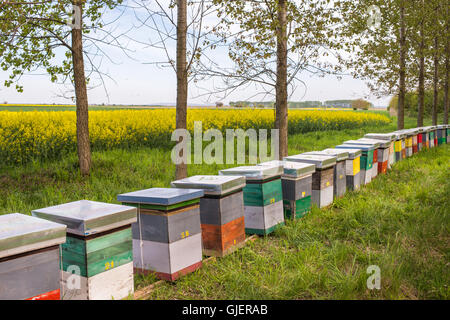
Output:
top-left (0, 109), bottom-right (390, 163)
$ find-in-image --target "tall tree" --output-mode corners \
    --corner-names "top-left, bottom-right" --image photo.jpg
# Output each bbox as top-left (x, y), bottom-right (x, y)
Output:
top-left (275, 0), bottom-right (288, 158)
top-left (338, 0), bottom-right (416, 130)
top-left (204, 0), bottom-right (341, 159)
top-left (176, 0), bottom-right (188, 179)
top-left (132, 0), bottom-right (217, 179)
top-left (398, 0), bottom-right (406, 129)
top-left (0, 0), bottom-right (124, 175)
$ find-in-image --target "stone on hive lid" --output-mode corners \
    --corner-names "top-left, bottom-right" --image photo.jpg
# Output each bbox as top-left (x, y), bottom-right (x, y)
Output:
top-left (357, 138), bottom-right (391, 149)
top-left (284, 154), bottom-right (336, 169)
top-left (335, 144), bottom-right (375, 152)
top-left (32, 200), bottom-right (137, 236)
top-left (389, 131), bottom-right (407, 139)
top-left (364, 133), bottom-right (396, 141)
top-left (343, 139), bottom-right (381, 148)
top-left (303, 149), bottom-right (349, 162)
top-left (117, 188), bottom-right (204, 206)
top-left (0, 213), bottom-right (66, 259)
top-left (219, 165), bottom-right (282, 180)
top-left (330, 147), bottom-right (362, 159)
top-left (171, 175), bottom-right (245, 196)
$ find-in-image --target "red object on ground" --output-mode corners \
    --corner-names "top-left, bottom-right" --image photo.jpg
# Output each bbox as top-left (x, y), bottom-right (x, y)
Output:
top-left (26, 289), bottom-right (60, 300)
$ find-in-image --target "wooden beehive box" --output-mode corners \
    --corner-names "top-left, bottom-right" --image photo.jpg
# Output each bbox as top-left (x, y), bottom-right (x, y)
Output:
top-left (284, 154), bottom-right (336, 208)
top-left (436, 125), bottom-right (446, 145)
top-left (426, 126), bottom-right (436, 148)
top-left (344, 140), bottom-right (381, 179)
top-left (117, 188), bottom-right (203, 281)
top-left (171, 175), bottom-right (246, 257)
top-left (303, 149), bottom-right (348, 199)
top-left (358, 138), bottom-right (390, 174)
top-left (276, 161), bottom-right (315, 219)
top-left (416, 128), bottom-right (424, 151)
top-left (389, 132), bottom-right (405, 161)
top-left (335, 144), bottom-right (374, 186)
top-left (219, 165), bottom-right (285, 235)
top-left (0, 213), bottom-right (66, 300)
top-left (331, 147), bottom-right (362, 192)
top-left (32, 200), bottom-right (137, 300)
top-left (445, 124), bottom-right (450, 143)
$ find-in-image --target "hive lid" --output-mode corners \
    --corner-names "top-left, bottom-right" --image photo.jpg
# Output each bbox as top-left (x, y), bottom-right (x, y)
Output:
top-left (259, 160), bottom-right (315, 178)
top-left (417, 127), bottom-right (431, 133)
top-left (171, 175), bottom-right (246, 196)
top-left (386, 131), bottom-right (406, 139)
top-left (436, 124), bottom-right (447, 129)
top-left (357, 138), bottom-right (391, 149)
top-left (304, 149), bottom-right (349, 162)
top-left (363, 133), bottom-right (396, 141)
top-left (118, 188), bottom-right (203, 208)
top-left (219, 165), bottom-right (282, 180)
top-left (284, 154), bottom-right (336, 169)
top-left (395, 129), bottom-right (417, 136)
top-left (0, 213), bottom-right (66, 259)
top-left (343, 139), bottom-right (380, 148)
top-left (421, 126), bottom-right (436, 131)
top-left (335, 144), bottom-right (374, 152)
top-left (32, 200), bottom-right (137, 236)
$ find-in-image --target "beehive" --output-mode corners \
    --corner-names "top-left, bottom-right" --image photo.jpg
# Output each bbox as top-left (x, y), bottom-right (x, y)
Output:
top-left (303, 149), bottom-right (348, 198)
top-left (335, 144), bottom-right (374, 185)
top-left (264, 161), bottom-right (316, 219)
top-left (343, 140), bottom-right (380, 179)
top-left (32, 200), bottom-right (137, 299)
top-left (432, 126), bottom-right (438, 147)
top-left (0, 213), bottom-right (66, 300)
top-left (358, 138), bottom-right (391, 174)
top-left (436, 125), bottom-right (446, 145)
top-left (284, 154), bottom-right (336, 208)
top-left (445, 124), bottom-right (450, 143)
top-left (418, 127), bottom-right (430, 149)
top-left (117, 188), bottom-right (203, 281)
top-left (424, 126), bottom-right (437, 148)
top-left (171, 175), bottom-right (246, 257)
top-left (363, 133), bottom-right (396, 168)
top-left (219, 165), bottom-right (285, 235)
top-left (414, 128), bottom-right (423, 152)
top-left (395, 129), bottom-right (415, 157)
top-left (390, 132), bottom-right (406, 161)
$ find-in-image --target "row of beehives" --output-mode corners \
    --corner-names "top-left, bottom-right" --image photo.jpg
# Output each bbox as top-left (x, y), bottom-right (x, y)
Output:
top-left (0, 125), bottom-right (448, 300)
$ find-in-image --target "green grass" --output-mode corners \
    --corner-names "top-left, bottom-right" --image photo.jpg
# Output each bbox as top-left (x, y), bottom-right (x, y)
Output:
top-left (142, 145), bottom-right (449, 299)
top-left (0, 115), bottom-right (448, 299)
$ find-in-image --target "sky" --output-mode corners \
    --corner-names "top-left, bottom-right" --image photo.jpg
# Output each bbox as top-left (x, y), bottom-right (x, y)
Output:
top-left (0, 2), bottom-right (392, 107)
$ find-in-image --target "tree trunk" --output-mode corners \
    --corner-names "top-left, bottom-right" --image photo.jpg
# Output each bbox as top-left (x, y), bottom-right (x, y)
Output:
top-left (275, 0), bottom-right (288, 159)
top-left (175, 0), bottom-right (188, 179)
top-left (417, 21), bottom-right (425, 127)
top-left (444, 4), bottom-right (449, 125)
top-left (445, 48), bottom-right (449, 125)
top-left (72, 2), bottom-right (91, 176)
top-left (398, 2), bottom-right (406, 130)
top-left (432, 36), bottom-right (438, 126)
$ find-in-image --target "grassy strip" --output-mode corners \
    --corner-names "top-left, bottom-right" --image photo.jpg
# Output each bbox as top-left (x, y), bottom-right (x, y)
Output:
top-left (1, 116), bottom-right (447, 299)
top-left (139, 144), bottom-right (450, 300)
